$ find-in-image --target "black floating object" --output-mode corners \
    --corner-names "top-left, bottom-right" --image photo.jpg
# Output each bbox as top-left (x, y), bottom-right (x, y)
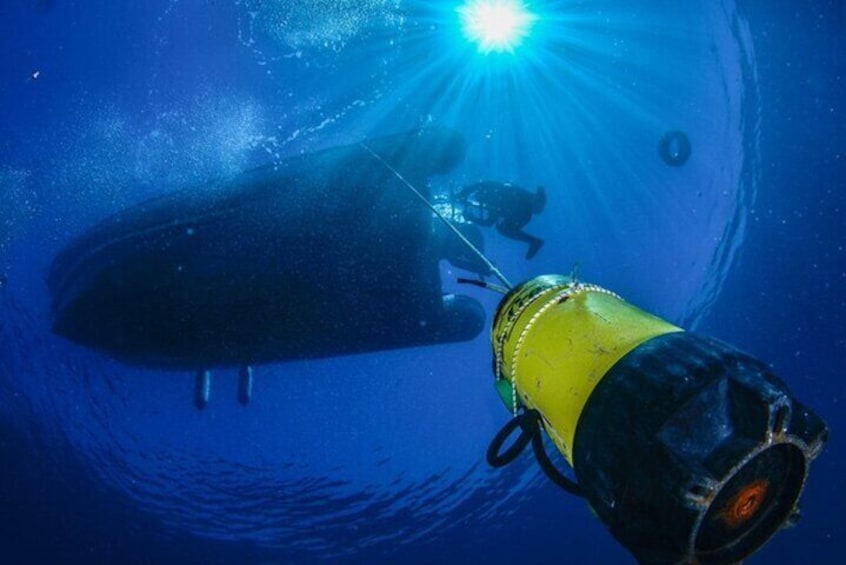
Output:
top-left (48, 128), bottom-right (485, 370)
top-left (658, 130), bottom-right (692, 167)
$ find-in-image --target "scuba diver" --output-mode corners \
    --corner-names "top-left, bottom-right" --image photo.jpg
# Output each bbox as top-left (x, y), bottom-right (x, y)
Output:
top-left (457, 181), bottom-right (546, 259)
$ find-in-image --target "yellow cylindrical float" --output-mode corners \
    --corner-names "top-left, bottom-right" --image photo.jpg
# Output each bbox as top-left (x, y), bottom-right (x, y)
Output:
top-left (487, 274), bottom-right (827, 564)
top-left (491, 274), bottom-right (680, 463)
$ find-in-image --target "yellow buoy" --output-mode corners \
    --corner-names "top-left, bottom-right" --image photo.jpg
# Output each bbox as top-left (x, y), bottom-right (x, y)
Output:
top-left (486, 274), bottom-right (827, 563)
top-left (491, 274), bottom-right (680, 463)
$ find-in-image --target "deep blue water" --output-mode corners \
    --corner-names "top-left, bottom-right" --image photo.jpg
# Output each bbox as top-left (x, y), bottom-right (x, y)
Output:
top-left (1, 1), bottom-right (843, 563)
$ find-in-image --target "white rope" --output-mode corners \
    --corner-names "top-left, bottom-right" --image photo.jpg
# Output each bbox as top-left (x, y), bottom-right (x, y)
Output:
top-left (361, 142), bottom-right (513, 290)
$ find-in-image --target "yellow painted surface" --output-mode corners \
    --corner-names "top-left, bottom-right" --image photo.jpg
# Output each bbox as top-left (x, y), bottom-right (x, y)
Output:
top-left (493, 276), bottom-right (680, 463)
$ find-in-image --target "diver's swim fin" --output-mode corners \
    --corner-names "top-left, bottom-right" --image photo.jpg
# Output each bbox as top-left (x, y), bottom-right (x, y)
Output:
top-left (526, 239), bottom-right (544, 260)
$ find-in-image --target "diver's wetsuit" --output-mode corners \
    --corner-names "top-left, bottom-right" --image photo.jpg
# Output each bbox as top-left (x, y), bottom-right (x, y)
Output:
top-left (458, 181), bottom-right (545, 259)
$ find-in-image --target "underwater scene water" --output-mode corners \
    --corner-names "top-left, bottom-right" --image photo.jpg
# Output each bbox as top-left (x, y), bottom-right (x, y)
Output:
top-left (1, 1), bottom-right (843, 563)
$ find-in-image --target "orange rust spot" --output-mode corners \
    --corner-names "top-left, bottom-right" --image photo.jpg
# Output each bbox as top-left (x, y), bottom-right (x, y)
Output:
top-left (718, 479), bottom-right (770, 528)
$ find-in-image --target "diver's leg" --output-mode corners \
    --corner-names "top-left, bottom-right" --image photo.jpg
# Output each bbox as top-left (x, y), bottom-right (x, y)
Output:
top-left (497, 225), bottom-right (545, 259)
